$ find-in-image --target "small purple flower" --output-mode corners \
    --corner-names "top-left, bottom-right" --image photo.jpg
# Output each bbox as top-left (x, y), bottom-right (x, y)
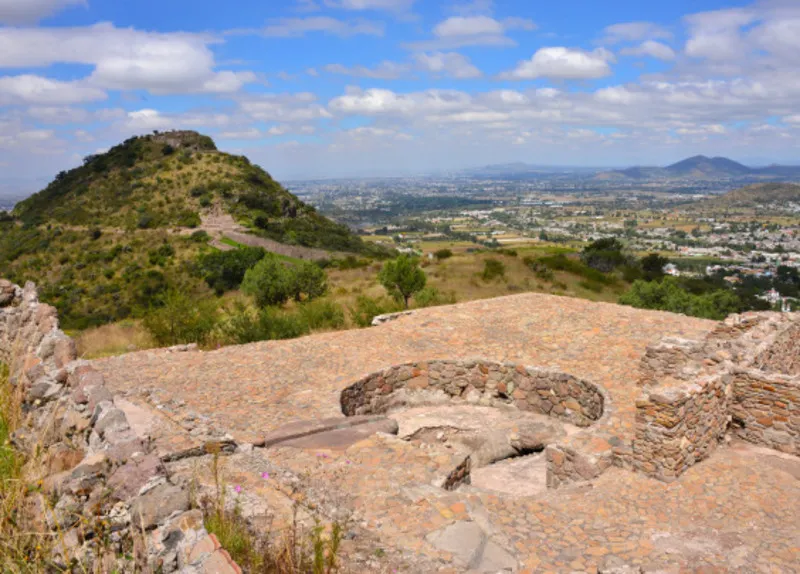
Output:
top-left (234, 485), bottom-right (242, 493)
top-left (261, 472), bottom-right (270, 480)
top-left (346, 460), bottom-right (352, 465)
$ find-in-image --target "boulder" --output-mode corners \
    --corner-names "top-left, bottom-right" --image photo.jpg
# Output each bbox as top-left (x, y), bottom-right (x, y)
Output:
top-left (130, 483), bottom-right (190, 531)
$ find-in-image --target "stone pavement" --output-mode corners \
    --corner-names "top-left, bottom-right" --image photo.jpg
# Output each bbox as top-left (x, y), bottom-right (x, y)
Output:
top-left (93, 294), bottom-right (800, 572)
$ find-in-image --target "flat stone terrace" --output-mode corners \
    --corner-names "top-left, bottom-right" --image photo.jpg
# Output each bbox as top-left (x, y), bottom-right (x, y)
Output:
top-left (93, 294), bottom-right (800, 572)
top-left (97, 293), bottom-right (712, 445)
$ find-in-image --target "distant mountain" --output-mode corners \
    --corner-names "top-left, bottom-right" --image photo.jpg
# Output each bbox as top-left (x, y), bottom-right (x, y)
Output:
top-left (695, 183), bottom-right (800, 209)
top-left (598, 155), bottom-right (800, 181)
top-left (665, 155), bottom-right (752, 178)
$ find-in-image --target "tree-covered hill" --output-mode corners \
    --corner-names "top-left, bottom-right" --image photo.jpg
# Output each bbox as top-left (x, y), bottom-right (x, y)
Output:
top-left (0, 131), bottom-right (386, 328)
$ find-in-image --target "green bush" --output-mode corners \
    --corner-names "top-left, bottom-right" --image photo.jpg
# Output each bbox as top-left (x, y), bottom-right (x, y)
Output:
top-left (348, 295), bottom-right (403, 328)
top-left (143, 290), bottom-right (219, 346)
top-left (481, 258), bottom-right (506, 282)
top-left (221, 303), bottom-right (309, 344)
top-left (297, 299), bottom-right (346, 331)
top-left (196, 247), bottom-right (266, 294)
top-left (433, 249), bottom-right (453, 261)
top-left (241, 256), bottom-right (327, 307)
top-left (414, 287), bottom-right (457, 308)
top-left (619, 277), bottom-right (741, 320)
top-left (580, 238), bottom-right (628, 273)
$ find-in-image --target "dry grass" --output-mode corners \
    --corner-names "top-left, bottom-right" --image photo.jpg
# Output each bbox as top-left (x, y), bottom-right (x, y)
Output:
top-left (74, 320), bottom-right (155, 359)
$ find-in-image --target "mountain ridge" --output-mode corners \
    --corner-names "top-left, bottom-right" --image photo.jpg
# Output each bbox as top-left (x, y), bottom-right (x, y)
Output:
top-left (600, 155), bottom-right (800, 180)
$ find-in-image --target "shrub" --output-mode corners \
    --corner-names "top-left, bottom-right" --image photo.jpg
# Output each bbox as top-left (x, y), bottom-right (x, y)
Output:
top-left (348, 295), bottom-right (402, 327)
top-left (291, 261), bottom-right (328, 302)
top-left (297, 299), bottom-right (346, 331)
top-left (414, 287), bottom-right (457, 308)
top-left (580, 237), bottom-right (628, 272)
top-left (242, 256), bottom-right (328, 307)
top-left (191, 230), bottom-right (210, 243)
top-left (433, 249), bottom-right (453, 261)
top-left (196, 247), bottom-right (266, 294)
top-left (619, 277), bottom-right (741, 320)
top-left (378, 255), bottom-right (426, 309)
top-left (143, 290), bottom-right (219, 346)
top-left (221, 303), bottom-right (309, 344)
top-left (481, 258), bottom-right (505, 282)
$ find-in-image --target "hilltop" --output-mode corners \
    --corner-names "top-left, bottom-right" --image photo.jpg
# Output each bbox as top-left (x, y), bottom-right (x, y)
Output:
top-left (0, 131), bottom-right (384, 328)
top-left (598, 155), bottom-right (800, 181)
top-left (13, 131), bottom-right (373, 253)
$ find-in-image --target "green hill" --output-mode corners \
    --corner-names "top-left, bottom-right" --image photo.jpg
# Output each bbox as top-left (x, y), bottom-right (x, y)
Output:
top-left (0, 131), bottom-right (384, 328)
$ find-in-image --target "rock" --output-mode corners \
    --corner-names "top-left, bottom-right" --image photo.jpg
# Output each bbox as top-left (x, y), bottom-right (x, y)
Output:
top-left (478, 540), bottom-right (518, 572)
top-left (599, 555), bottom-right (642, 573)
top-left (92, 405), bottom-right (130, 438)
top-left (0, 279), bottom-right (17, 306)
top-left (107, 454), bottom-right (164, 502)
top-left (425, 521), bottom-right (486, 568)
top-left (59, 409), bottom-right (91, 437)
top-left (27, 380), bottom-right (63, 402)
top-left (45, 444), bottom-right (85, 475)
top-left (130, 483), bottom-right (190, 530)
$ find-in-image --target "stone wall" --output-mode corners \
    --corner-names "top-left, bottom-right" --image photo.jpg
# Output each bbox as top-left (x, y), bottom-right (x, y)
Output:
top-left (631, 374), bottom-right (730, 482)
top-left (730, 367), bottom-right (799, 455)
top-left (0, 279), bottom-right (240, 574)
top-left (632, 311), bottom-right (800, 481)
top-left (340, 360), bottom-right (605, 428)
top-left (752, 321), bottom-right (800, 376)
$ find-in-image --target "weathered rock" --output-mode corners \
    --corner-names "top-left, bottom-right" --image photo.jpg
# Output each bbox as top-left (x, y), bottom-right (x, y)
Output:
top-left (130, 483), bottom-right (190, 530)
top-left (107, 454), bottom-right (164, 502)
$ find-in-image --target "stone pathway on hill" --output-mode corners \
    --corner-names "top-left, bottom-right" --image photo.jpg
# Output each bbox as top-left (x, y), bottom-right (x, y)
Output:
top-left (93, 294), bottom-right (800, 573)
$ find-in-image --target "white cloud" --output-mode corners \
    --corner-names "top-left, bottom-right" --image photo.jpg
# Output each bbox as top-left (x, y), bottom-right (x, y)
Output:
top-left (219, 128), bottom-right (263, 140)
top-left (324, 61), bottom-right (409, 79)
top-left (620, 40), bottom-right (676, 61)
top-left (263, 17), bottom-right (384, 37)
top-left (0, 75), bottom-right (106, 105)
top-left (123, 109), bottom-right (231, 132)
top-left (323, 0), bottom-right (415, 10)
top-left (601, 21), bottom-right (671, 44)
top-left (414, 52), bottom-right (481, 78)
top-left (435, 15), bottom-right (503, 37)
top-left (405, 14), bottom-right (534, 49)
top-left (239, 93), bottom-right (332, 122)
top-left (684, 8), bottom-right (757, 61)
top-left (329, 87), bottom-right (471, 116)
top-left (500, 47), bottom-right (615, 80)
top-left (0, 23), bottom-right (255, 95)
top-left (0, 0), bottom-right (84, 25)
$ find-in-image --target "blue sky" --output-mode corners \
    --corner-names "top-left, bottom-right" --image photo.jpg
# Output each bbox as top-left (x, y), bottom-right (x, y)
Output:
top-left (0, 0), bottom-right (798, 193)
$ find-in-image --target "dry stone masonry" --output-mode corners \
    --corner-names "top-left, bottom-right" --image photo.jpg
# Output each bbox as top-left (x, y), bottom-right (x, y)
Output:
top-left (0, 280), bottom-right (241, 574)
top-left (340, 359), bottom-right (605, 427)
top-left (631, 311), bottom-right (800, 480)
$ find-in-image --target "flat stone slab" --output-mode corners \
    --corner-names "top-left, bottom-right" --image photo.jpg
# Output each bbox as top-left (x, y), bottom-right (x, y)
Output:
top-left (262, 415), bottom-right (398, 448)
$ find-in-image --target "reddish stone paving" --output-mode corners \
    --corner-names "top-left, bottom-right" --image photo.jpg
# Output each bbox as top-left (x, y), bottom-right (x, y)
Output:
top-left (93, 294), bottom-right (800, 572)
top-left (96, 293), bottom-right (713, 445)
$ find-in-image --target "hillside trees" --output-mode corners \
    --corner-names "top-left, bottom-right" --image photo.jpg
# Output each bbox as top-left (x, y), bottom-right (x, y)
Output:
top-left (241, 256), bottom-right (327, 307)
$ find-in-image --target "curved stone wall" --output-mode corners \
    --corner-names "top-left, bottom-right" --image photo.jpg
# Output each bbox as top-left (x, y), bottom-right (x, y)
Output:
top-left (340, 359), bottom-right (605, 427)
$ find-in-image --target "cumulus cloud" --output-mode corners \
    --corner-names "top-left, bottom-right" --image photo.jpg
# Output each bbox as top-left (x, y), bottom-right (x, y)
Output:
top-left (414, 52), bottom-right (481, 78)
top-left (0, 75), bottom-right (106, 105)
top-left (500, 47), bottom-right (615, 80)
top-left (0, 23), bottom-right (255, 95)
top-left (323, 0), bottom-right (415, 10)
top-left (601, 21), bottom-right (671, 44)
top-left (405, 14), bottom-right (535, 49)
top-left (620, 40), bottom-right (676, 60)
top-left (239, 93), bottom-right (332, 122)
top-left (263, 16), bottom-right (384, 37)
top-left (0, 0), bottom-right (84, 25)
top-left (684, 8), bottom-right (757, 61)
top-left (324, 61), bottom-right (409, 79)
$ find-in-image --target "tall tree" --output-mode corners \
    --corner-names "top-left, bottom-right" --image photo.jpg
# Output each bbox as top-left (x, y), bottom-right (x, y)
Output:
top-left (378, 255), bottom-right (426, 309)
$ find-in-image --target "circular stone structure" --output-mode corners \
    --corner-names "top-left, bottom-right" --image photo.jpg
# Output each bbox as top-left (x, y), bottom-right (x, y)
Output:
top-left (340, 359), bottom-right (605, 427)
